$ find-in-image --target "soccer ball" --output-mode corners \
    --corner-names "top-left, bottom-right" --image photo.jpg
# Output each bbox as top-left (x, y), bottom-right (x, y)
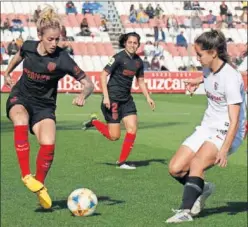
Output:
top-left (67, 188), bottom-right (98, 216)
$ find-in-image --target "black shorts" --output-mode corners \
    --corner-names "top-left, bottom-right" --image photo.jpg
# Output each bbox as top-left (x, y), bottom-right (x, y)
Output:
top-left (6, 93), bottom-right (56, 134)
top-left (101, 97), bottom-right (137, 123)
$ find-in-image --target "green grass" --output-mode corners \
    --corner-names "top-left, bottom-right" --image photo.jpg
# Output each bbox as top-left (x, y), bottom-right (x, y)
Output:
top-left (1, 94), bottom-right (247, 227)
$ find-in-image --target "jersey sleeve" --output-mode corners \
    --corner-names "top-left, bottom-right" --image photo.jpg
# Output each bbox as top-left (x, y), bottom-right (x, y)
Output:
top-left (136, 60), bottom-right (144, 78)
top-left (224, 72), bottom-right (243, 105)
top-left (60, 53), bottom-right (86, 81)
top-left (103, 55), bottom-right (121, 74)
top-left (20, 40), bottom-right (32, 57)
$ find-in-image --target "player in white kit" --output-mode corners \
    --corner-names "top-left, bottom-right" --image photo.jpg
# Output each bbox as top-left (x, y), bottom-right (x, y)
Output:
top-left (238, 49), bottom-right (247, 138)
top-left (166, 30), bottom-right (246, 223)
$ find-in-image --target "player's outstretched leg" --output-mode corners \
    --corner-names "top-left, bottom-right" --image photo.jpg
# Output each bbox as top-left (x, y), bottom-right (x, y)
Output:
top-left (83, 114), bottom-right (114, 140)
top-left (82, 113), bottom-right (98, 130)
top-left (22, 174), bottom-right (52, 209)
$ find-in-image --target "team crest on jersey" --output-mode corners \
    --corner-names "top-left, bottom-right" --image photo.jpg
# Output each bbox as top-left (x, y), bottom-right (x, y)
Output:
top-left (108, 57), bottom-right (115, 66)
top-left (214, 82), bottom-right (218, 90)
top-left (47, 62), bottom-right (56, 72)
top-left (74, 66), bottom-right (81, 75)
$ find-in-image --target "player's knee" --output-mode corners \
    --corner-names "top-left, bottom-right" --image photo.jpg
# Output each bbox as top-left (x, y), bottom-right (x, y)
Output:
top-left (168, 161), bottom-right (183, 177)
top-left (109, 135), bottom-right (120, 141)
top-left (39, 135), bottom-right (56, 145)
top-left (9, 107), bottom-right (29, 125)
top-left (126, 126), bottom-right (137, 134)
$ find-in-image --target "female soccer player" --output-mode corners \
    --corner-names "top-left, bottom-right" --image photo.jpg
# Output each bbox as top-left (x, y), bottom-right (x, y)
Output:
top-left (83, 32), bottom-right (155, 170)
top-left (238, 49), bottom-right (248, 138)
top-left (166, 30), bottom-right (246, 223)
top-left (4, 6), bottom-right (94, 209)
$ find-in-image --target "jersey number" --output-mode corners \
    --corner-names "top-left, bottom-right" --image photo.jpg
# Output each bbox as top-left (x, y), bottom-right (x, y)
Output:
top-left (111, 102), bottom-right (118, 120)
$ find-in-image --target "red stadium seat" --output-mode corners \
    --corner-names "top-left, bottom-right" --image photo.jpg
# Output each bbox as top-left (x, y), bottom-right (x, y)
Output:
top-left (86, 42), bottom-right (97, 55)
top-left (75, 14), bottom-right (84, 24)
top-left (94, 14), bottom-right (102, 27)
top-left (167, 43), bottom-right (179, 56)
top-left (95, 43), bottom-right (107, 55)
top-left (104, 43), bottom-right (115, 56)
top-left (177, 46), bottom-right (188, 57)
top-left (202, 23), bottom-right (209, 29)
top-left (67, 14), bottom-right (78, 27)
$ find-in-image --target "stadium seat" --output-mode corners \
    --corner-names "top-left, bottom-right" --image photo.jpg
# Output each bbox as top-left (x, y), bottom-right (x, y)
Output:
top-left (91, 56), bottom-right (103, 71)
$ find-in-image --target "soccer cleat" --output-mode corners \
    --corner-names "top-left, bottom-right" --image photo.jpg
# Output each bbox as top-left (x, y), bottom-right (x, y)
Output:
top-left (22, 174), bottom-right (44, 192)
top-left (82, 113), bottom-right (98, 130)
top-left (165, 209), bottom-right (193, 223)
top-left (22, 174), bottom-right (52, 209)
top-left (116, 161), bottom-right (136, 170)
top-left (191, 182), bottom-right (215, 216)
top-left (36, 187), bottom-right (52, 209)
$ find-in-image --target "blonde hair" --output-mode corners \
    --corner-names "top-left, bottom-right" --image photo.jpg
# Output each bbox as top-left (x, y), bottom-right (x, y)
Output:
top-left (37, 6), bottom-right (61, 35)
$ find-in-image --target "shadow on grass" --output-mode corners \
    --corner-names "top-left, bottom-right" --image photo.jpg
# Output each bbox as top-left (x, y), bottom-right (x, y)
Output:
top-left (1, 120), bottom-right (187, 133)
top-left (99, 159), bottom-right (167, 167)
top-left (197, 202), bottom-right (248, 218)
top-left (34, 195), bottom-right (125, 213)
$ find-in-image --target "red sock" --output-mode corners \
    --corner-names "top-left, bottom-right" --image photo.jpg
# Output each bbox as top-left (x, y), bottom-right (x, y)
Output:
top-left (118, 133), bottom-right (136, 163)
top-left (14, 125), bottom-right (31, 177)
top-left (92, 120), bottom-right (111, 140)
top-left (35, 144), bottom-right (55, 184)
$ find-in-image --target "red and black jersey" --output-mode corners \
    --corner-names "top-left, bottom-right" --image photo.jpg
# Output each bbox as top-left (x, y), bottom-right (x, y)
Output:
top-left (12, 40), bottom-right (85, 105)
top-left (104, 50), bottom-right (144, 102)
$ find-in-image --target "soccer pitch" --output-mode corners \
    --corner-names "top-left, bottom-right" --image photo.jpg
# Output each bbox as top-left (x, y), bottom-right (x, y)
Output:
top-left (1, 93), bottom-right (247, 227)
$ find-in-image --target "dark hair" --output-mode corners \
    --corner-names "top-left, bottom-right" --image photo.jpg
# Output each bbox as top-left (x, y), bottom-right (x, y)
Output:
top-left (195, 29), bottom-right (230, 63)
top-left (119, 32), bottom-right (140, 48)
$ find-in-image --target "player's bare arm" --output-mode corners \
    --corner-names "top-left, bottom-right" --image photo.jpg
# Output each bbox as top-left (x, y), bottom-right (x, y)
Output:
top-left (215, 103), bottom-right (241, 168)
top-left (4, 50), bottom-right (24, 88)
top-left (73, 76), bottom-right (94, 106)
top-left (137, 77), bottom-right (155, 111)
top-left (184, 76), bottom-right (204, 95)
top-left (101, 70), bottom-right (111, 109)
top-left (79, 75), bottom-right (94, 99)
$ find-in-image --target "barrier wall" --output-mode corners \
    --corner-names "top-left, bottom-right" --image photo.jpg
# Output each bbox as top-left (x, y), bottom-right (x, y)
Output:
top-left (1, 71), bottom-right (247, 93)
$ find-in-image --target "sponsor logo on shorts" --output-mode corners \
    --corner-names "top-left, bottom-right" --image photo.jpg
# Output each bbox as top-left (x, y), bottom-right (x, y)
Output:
top-left (217, 129), bottom-right (227, 136)
top-left (47, 62), bottom-right (56, 72)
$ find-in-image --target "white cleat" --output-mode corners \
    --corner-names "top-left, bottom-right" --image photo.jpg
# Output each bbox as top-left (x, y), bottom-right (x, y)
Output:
top-left (191, 182), bottom-right (215, 216)
top-left (117, 162), bottom-right (136, 170)
top-left (165, 209), bottom-right (193, 223)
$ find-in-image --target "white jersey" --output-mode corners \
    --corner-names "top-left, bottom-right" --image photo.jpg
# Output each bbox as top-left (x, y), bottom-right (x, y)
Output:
top-left (201, 63), bottom-right (246, 140)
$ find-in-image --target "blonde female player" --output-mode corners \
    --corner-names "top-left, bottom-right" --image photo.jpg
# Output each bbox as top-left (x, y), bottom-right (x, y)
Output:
top-left (4, 6), bottom-right (94, 209)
